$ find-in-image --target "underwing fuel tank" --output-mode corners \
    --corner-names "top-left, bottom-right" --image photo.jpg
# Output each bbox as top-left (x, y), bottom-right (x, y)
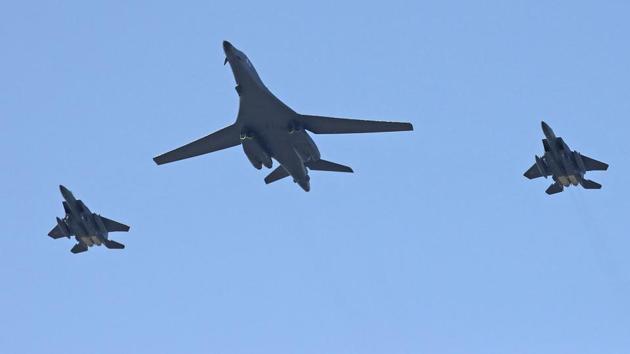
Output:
top-left (241, 135), bottom-right (272, 169)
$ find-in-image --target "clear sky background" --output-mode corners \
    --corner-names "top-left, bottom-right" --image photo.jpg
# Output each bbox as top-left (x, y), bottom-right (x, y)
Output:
top-left (1, 1), bottom-right (629, 353)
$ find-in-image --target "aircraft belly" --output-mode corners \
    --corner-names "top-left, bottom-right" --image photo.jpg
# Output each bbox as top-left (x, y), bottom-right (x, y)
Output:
top-left (238, 100), bottom-right (294, 128)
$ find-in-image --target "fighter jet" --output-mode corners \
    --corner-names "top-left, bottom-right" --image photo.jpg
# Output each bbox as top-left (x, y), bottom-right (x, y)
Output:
top-left (48, 185), bottom-right (130, 253)
top-left (524, 121), bottom-right (608, 195)
top-left (153, 41), bottom-right (413, 191)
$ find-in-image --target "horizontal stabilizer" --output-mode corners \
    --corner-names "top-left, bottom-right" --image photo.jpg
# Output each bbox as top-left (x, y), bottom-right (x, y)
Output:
top-left (153, 124), bottom-right (241, 165)
top-left (265, 166), bottom-right (290, 184)
top-left (581, 155), bottom-right (608, 171)
top-left (298, 115), bottom-right (413, 134)
top-left (104, 240), bottom-right (125, 249)
top-left (70, 243), bottom-right (88, 254)
top-left (546, 183), bottom-right (564, 195)
top-left (581, 179), bottom-right (602, 189)
top-left (101, 217), bottom-right (130, 233)
top-left (306, 159), bottom-right (353, 173)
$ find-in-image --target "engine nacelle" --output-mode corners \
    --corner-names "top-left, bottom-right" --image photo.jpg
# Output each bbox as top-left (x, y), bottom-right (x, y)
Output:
top-left (242, 135), bottom-right (272, 169)
top-left (240, 129), bottom-right (255, 141)
top-left (288, 121), bottom-right (303, 134)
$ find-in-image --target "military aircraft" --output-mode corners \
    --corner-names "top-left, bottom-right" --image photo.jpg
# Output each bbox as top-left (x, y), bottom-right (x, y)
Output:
top-left (524, 121), bottom-right (608, 195)
top-left (153, 41), bottom-right (413, 191)
top-left (48, 185), bottom-right (130, 253)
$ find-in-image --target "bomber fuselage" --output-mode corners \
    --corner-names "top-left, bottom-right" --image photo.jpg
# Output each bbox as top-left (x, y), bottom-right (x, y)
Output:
top-left (224, 41), bottom-right (320, 191)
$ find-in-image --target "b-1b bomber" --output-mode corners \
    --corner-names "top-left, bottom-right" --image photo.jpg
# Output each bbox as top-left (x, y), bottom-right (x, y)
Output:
top-left (524, 121), bottom-right (608, 195)
top-left (153, 41), bottom-right (413, 191)
top-left (48, 185), bottom-right (130, 253)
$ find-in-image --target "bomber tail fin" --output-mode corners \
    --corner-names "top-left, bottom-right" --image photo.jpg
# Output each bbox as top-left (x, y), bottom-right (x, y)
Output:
top-left (306, 159), bottom-right (353, 173)
top-left (580, 179), bottom-right (602, 190)
top-left (265, 166), bottom-right (290, 184)
top-left (104, 240), bottom-right (125, 249)
top-left (545, 183), bottom-right (564, 195)
top-left (264, 159), bottom-right (354, 185)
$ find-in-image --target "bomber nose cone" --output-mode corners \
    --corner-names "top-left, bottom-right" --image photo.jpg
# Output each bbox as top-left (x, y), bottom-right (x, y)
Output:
top-left (223, 40), bottom-right (233, 53)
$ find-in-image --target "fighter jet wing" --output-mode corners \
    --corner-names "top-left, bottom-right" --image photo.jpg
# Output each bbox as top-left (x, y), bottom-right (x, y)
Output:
top-left (100, 217), bottom-right (130, 232)
top-left (524, 163), bottom-right (544, 179)
top-left (298, 115), bottom-right (413, 134)
top-left (153, 124), bottom-right (241, 165)
top-left (48, 225), bottom-right (70, 239)
top-left (581, 155), bottom-right (609, 171)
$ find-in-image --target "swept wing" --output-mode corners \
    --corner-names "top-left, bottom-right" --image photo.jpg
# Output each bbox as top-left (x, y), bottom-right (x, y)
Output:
top-left (298, 115), bottom-right (413, 134)
top-left (153, 124), bottom-right (241, 165)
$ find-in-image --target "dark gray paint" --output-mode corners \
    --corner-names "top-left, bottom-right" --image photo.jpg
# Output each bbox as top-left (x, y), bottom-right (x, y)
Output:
top-left (48, 185), bottom-right (130, 253)
top-left (524, 121), bottom-right (608, 195)
top-left (153, 41), bottom-right (413, 191)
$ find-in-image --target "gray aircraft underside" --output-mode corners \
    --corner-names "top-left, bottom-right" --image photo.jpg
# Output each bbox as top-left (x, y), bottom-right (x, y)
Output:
top-left (48, 185), bottom-right (130, 253)
top-left (524, 121), bottom-right (608, 195)
top-left (153, 41), bottom-right (414, 191)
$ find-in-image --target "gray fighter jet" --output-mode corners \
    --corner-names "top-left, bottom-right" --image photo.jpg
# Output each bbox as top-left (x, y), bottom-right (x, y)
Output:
top-left (524, 121), bottom-right (608, 195)
top-left (48, 185), bottom-right (130, 253)
top-left (153, 41), bottom-right (413, 191)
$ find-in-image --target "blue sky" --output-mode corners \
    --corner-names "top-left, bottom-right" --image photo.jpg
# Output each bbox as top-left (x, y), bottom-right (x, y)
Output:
top-left (2, 1), bottom-right (629, 353)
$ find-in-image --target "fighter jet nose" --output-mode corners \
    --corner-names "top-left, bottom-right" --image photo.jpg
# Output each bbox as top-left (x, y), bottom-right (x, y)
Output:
top-left (541, 121), bottom-right (554, 135)
top-left (59, 185), bottom-right (67, 192)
